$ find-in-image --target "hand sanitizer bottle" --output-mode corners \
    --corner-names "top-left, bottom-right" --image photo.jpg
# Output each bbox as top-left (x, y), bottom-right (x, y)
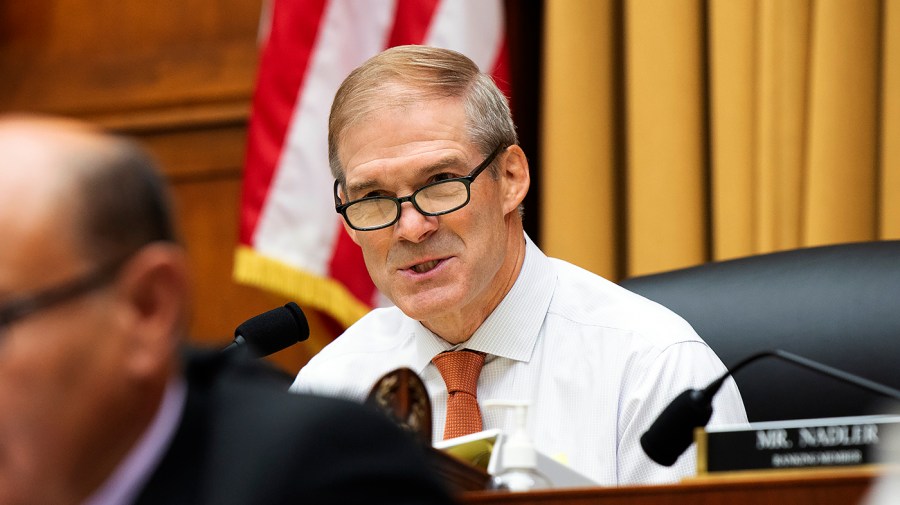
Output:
top-left (484, 400), bottom-right (552, 492)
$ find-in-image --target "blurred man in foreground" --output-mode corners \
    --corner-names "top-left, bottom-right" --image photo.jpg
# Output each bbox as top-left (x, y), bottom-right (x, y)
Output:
top-left (0, 115), bottom-right (454, 505)
top-left (292, 45), bottom-right (747, 485)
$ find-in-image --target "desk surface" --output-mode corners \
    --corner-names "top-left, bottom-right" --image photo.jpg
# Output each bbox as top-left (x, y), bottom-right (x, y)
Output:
top-left (461, 467), bottom-right (880, 505)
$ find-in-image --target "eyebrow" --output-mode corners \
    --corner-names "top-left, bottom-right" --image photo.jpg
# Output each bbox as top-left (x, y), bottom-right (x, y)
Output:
top-left (346, 155), bottom-right (466, 196)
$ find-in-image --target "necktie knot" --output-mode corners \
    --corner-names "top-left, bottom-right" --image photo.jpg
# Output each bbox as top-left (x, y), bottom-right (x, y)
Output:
top-left (432, 350), bottom-right (486, 440)
top-left (432, 350), bottom-right (485, 395)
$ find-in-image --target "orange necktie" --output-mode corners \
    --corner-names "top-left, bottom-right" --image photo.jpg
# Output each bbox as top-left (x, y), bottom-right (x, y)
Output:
top-left (432, 350), bottom-right (486, 440)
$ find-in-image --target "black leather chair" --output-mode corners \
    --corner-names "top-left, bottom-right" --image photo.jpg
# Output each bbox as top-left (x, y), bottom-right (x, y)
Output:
top-left (619, 240), bottom-right (900, 423)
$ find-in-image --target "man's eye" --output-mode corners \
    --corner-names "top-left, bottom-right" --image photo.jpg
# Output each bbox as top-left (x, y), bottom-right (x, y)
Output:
top-left (431, 172), bottom-right (459, 183)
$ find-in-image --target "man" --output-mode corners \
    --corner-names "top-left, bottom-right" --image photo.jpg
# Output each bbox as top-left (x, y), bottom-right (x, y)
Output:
top-left (0, 115), bottom-right (454, 505)
top-left (291, 45), bottom-right (747, 486)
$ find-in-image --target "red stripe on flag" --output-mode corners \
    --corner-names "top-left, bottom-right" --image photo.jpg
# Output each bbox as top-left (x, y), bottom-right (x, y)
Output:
top-left (239, 0), bottom-right (329, 245)
top-left (386, 0), bottom-right (441, 47)
top-left (491, 37), bottom-right (511, 104)
top-left (328, 222), bottom-right (376, 306)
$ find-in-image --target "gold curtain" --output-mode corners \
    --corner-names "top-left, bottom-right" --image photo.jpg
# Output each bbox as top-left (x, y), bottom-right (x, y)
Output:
top-left (541, 0), bottom-right (900, 280)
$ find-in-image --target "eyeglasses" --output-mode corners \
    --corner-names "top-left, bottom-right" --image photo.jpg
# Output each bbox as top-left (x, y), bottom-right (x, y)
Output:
top-left (334, 145), bottom-right (505, 231)
top-left (0, 254), bottom-right (131, 337)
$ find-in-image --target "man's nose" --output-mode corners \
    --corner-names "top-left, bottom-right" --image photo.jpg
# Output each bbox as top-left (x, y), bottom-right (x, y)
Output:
top-left (394, 201), bottom-right (438, 242)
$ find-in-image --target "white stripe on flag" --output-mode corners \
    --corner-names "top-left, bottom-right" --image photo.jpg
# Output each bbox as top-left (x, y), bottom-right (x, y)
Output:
top-left (426, 0), bottom-right (504, 71)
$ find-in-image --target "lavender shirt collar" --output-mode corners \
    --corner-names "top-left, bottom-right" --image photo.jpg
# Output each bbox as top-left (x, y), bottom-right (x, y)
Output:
top-left (82, 376), bottom-right (187, 505)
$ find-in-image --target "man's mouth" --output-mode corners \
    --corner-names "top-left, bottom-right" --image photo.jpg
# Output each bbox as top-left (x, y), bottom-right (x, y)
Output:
top-left (410, 259), bottom-right (441, 274)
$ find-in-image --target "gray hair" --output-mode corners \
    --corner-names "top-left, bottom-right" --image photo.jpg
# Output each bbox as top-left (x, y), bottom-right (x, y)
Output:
top-left (328, 45), bottom-right (518, 185)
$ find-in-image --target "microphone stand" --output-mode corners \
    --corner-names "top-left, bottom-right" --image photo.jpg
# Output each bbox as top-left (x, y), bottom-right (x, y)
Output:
top-left (641, 349), bottom-right (900, 466)
top-left (703, 350), bottom-right (900, 406)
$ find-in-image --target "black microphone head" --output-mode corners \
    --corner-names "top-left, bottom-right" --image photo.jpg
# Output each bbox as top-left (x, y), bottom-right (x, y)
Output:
top-left (640, 389), bottom-right (714, 467)
top-left (234, 302), bottom-right (310, 358)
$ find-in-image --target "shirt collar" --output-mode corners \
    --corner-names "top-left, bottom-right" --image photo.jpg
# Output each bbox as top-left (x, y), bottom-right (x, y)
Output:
top-left (412, 233), bottom-right (556, 368)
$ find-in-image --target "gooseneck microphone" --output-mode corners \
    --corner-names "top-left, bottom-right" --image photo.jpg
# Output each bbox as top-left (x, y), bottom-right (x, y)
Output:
top-left (222, 302), bottom-right (310, 358)
top-left (640, 349), bottom-right (900, 467)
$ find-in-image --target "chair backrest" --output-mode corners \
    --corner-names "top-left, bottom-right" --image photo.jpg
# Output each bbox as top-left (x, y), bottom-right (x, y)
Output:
top-left (619, 240), bottom-right (900, 423)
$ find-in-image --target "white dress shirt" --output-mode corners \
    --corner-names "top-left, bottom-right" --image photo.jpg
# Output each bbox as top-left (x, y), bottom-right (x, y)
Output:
top-left (291, 234), bottom-right (747, 485)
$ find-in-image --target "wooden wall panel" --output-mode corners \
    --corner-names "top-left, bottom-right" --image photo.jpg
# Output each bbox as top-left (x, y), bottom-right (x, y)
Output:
top-left (0, 0), bottom-right (262, 118)
top-left (0, 0), bottom-right (330, 374)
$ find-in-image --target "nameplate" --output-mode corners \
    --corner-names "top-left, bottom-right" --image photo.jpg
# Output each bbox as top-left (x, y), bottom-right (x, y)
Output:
top-left (697, 415), bottom-right (900, 474)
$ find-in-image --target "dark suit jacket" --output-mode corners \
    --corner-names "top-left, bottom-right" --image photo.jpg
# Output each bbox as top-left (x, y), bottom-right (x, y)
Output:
top-left (133, 348), bottom-right (455, 505)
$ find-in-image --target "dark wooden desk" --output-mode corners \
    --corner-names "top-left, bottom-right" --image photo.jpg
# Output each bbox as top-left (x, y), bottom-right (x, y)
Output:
top-left (461, 467), bottom-right (879, 505)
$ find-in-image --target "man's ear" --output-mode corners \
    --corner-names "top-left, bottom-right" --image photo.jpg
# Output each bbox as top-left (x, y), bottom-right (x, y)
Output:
top-left (114, 243), bottom-right (190, 378)
top-left (499, 145), bottom-right (530, 216)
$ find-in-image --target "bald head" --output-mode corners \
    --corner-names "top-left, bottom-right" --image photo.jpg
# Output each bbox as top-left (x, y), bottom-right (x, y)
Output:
top-left (0, 115), bottom-right (177, 264)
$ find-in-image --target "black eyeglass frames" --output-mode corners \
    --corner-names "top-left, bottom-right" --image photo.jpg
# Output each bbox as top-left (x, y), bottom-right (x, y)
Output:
top-left (0, 253), bottom-right (133, 337)
top-left (334, 144), bottom-right (505, 231)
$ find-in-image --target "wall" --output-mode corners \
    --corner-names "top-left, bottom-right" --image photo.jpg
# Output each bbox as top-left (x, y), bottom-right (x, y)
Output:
top-left (0, 0), bottom-right (329, 374)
